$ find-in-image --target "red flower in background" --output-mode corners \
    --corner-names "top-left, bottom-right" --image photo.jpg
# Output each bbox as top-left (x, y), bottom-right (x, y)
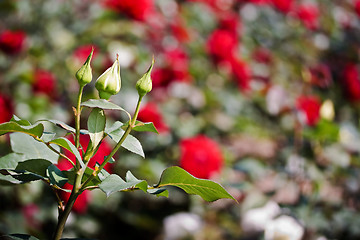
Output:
top-left (309, 64), bottom-right (332, 88)
top-left (355, 0), bottom-right (360, 17)
top-left (230, 57), bottom-right (251, 90)
top-left (152, 48), bottom-right (191, 89)
top-left (219, 13), bottom-right (241, 36)
top-left (271, 0), bottom-right (293, 13)
top-left (32, 70), bottom-right (56, 98)
top-left (342, 64), bottom-right (360, 102)
top-left (296, 95), bottom-right (321, 126)
top-left (56, 135), bottom-right (113, 214)
top-left (138, 102), bottom-right (169, 133)
top-left (296, 4), bottom-right (319, 30)
top-left (207, 29), bottom-right (238, 63)
top-left (104, 0), bottom-right (154, 21)
top-left (0, 94), bottom-right (13, 124)
top-left (179, 135), bottom-right (223, 179)
top-left (170, 18), bottom-right (191, 43)
top-left (73, 44), bottom-right (99, 64)
top-left (0, 30), bottom-right (26, 55)
top-left (252, 47), bottom-right (272, 64)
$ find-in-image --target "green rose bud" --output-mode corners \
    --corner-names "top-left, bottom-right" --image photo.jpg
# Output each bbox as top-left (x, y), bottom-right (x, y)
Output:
top-left (75, 48), bottom-right (94, 86)
top-left (95, 56), bottom-right (121, 100)
top-left (136, 57), bottom-right (154, 98)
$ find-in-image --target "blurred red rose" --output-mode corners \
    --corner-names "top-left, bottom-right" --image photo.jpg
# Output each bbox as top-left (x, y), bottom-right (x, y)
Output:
top-left (230, 56), bottom-right (251, 91)
top-left (103, 0), bottom-right (154, 21)
top-left (189, 0), bottom-right (235, 12)
top-left (137, 102), bottom-right (169, 133)
top-left (73, 44), bottom-right (99, 64)
top-left (296, 95), bottom-right (321, 126)
top-left (170, 18), bottom-right (191, 43)
top-left (271, 0), bottom-right (293, 13)
top-left (342, 64), bottom-right (360, 102)
top-left (296, 4), bottom-right (319, 30)
top-left (0, 30), bottom-right (26, 55)
top-left (309, 64), bottom-right (332, 88)
top-left (252, 47), bottom-right (272, 64)
top-left (56, 135), bottom-right (113, 214)
top-left (219, 13), bottom-right (241, 36)
top-left (152, 48), bottom-right (191, 89)
top-left (22, 203), bottom-right (41, 229)
top-left (0, 94), bottom-right (13, 124)
top-left (32, 69), bottom-right (56, 98)
top-left (207, 29), bottom-right (238, 63)
top-left (240, 0), bottom-right (269, 5)
top-left (355, 0), bottom-right (360, 17)
top-left (179, 135), bottom-right (224, 179)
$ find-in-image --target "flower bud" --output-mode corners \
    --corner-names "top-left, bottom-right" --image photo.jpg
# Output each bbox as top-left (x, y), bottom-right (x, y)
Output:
top-left (75, 48), bottom-right (94, 86)
top-left (95, 56), bottom-right (121, 99)
top-left (136, 57), bottom-right (154, 97)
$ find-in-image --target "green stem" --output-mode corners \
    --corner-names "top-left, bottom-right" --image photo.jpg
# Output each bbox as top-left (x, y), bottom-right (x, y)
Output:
top-left (52, 191), bottom-right (79, 240)
top-left (75, 86), bottom-right (84, 153)
top-left (53, 85), bottom-right (85, 239)
top-left (80, 95), bottom-right (143, 190)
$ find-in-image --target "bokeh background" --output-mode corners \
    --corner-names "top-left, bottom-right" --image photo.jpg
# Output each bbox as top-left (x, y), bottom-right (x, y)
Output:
top-left (1, 0), bottom-right (360, 239)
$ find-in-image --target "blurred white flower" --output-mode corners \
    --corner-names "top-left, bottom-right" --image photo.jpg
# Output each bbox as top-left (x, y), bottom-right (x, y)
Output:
top-left (339, 123), bottom-right (360, 153)
top-left (323, 144), bottom-right (350, 167)
top-left (163, 212), bottom-right (203, 240)
top-left (264, 215), bottom-right (304, 240)
top-left (266, 85), bottom-right (289, 115)
top-left (241, 201), bottom-right (281, 233)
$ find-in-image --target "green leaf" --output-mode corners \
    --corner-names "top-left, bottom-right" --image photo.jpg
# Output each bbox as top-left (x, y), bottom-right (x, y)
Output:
top-left (0, 169), bottom-right (44, 182)
top-left (10, 115), bottom-right (31, 126)
top-left (106, 126), bottom-right (145, 158)
top-left (0, 153), bottom-right (25, 184)
top-left (88, 108), bottom-right (106, 149)
top-left (0, 122), bottom-right (44, 138)
top-left (82, 99), bottom-right (131, 120)
top-left (122, 121), bottom-right (159, 134)
top-left (99, 173), bottom-right (149, 197)
top-left (10, 133), bottom-right (60, 164)
top-left (38, 119), bottom-right (75, 133)
top-left (147, 188), bottom-right (169, 197)
top-left (5, 233), bottom-right (40, 240)
top-left (15, 159), bottom-right (53, 177)
top-left (82, 99), bottom-right (125, 111)
top-left (96, 162), bottom-right (110, 181)
top-left (49, 137), bottom-right (83, 167)
top-left (125, 171), bottom-right (148, 192)
top-left (47, 164), bottom-right (68, 188)
top-left (155, 166), bottom-right (236, 202)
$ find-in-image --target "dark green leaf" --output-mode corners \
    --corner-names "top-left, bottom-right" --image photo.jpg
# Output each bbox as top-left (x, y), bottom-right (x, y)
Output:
top-left (155, 166), bottom-right (236, 202)
top-left (0, 122), bottom-right (44, 138)
top-left (16, 159), bottom-right (53, 177)
top-left (10, 133), bottom-right (60, 163)
top-left (0, 169), bottom-right (44, 182)
top-left (5, 233), bottom-right (40, 240)
top-left (88, 108), bottom-right (106, 148)
top-left (47, 164), bottom-right (68, 188)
